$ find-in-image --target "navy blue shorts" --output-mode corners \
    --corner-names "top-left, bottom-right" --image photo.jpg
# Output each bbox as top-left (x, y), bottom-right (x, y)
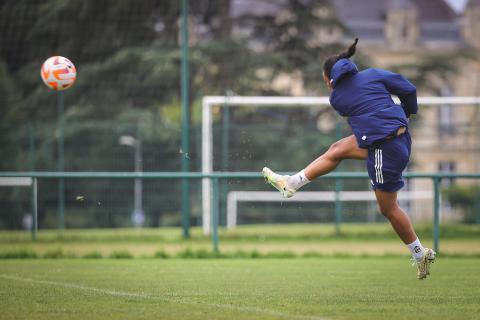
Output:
top-left (366, 132), bottom-right (411, 192)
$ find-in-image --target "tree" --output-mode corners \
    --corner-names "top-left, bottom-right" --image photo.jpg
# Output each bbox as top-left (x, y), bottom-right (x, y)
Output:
top-left (0, 0), bottom-right (360, 228)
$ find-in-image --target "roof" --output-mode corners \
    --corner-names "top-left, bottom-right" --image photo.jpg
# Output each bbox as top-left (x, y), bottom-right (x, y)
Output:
top-left (334, 0), bottom-right (457, 22)
top-left (467, 0), bottom-right (480, 7)
top-left (334, 0), bottom-right (388, 22)
top-left (415, 0), bottom-right (458, 21)
top-left (388, 0), bottom-right (415, 10)
top-left (333, 0), bottom-right (461, 42)
top-left (230, 0), bottom-right (286, 18)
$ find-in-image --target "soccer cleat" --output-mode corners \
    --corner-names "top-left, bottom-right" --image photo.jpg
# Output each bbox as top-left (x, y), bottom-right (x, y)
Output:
top-left (414, 248), bottom-right (436, 280)
top-left (262, 167), bottom-right (296, 198)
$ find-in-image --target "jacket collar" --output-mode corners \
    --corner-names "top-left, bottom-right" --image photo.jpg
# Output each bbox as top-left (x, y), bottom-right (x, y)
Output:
top-left (330, 58), bottom-right (358, 87)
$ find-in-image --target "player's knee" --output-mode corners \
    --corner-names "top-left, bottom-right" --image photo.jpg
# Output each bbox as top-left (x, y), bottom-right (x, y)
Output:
top-left (327, 141), bottom-right (346, 161)
top-left (378, 203), bottom-right (398, 220)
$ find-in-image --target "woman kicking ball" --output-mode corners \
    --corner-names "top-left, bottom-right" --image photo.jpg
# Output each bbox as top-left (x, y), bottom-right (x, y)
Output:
top-left (262, 38), bottom-right (436, 280)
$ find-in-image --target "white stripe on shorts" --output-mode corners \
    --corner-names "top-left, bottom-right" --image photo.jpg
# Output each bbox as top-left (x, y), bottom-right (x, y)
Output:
top-left (375, 149), bottom-right (383, 184)
top-left (379, 149), bottom-right (383, 184)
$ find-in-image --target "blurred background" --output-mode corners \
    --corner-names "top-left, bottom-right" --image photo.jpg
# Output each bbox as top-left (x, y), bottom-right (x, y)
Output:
top-left (0, 0), bottom-right (479, 236)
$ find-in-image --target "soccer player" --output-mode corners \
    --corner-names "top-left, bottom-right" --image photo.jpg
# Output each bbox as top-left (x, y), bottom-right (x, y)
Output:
top-left (263, 38), bottom-right (436, 279)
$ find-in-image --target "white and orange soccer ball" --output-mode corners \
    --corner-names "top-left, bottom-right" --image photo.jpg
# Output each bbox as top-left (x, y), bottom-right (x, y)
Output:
top-left (40, 56), bottom-right (77, 91)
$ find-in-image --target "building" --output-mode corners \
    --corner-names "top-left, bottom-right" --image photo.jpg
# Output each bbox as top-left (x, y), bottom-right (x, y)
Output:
top-left (333, 0), bottom-right (480, 220)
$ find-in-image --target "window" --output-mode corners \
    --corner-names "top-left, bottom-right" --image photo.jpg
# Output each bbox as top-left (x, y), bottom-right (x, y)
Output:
top-left (438, 161), bottom-right (456, 187)
top-left (438, 86), bottom-right (455, 135)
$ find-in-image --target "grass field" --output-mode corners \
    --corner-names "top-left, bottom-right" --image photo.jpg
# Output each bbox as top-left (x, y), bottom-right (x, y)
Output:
top-left (1, 224), bottom-right (479, 319)
top-left (1, 258), bottom-right (480, 320)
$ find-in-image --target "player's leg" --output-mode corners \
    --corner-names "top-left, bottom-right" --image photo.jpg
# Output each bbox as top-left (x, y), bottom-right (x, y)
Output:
top-left (375, 189), bottom-right (436, 279)
top-left (374, 189), bottom-right (416, 244)
top-left (368, 133), bottom-right (435, 279)
top-left (304, 134), bottom-right (367, 180)
top-left (262, 135), bottom-right (367, 198)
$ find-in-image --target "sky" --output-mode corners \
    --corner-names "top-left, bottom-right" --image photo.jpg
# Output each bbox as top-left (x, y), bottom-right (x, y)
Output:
top-left (444, 0), bottom-right (468, 12)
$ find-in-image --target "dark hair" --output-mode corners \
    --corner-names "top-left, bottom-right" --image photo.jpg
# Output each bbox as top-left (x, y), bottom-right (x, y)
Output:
top-left (323, 38), bottom-right (359, 80)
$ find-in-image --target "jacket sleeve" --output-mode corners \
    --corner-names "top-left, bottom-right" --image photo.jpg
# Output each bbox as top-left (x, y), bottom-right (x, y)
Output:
top-left (377, 69), bottom-right (418, 117)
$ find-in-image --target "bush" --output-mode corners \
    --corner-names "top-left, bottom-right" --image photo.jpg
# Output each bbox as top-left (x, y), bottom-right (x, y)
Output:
top-left (109, 251), bottom-right (133, 259)
top-left (43, 249), bottom-right (66, 259)
top-left (154, 250), bottom-right (169, 259)
top-left (175, 248), bottom-right (222, 259)
top-left (0, 249), bottom-right (38, 259)
top-left (263, 251), bottom-right (297, 259)
top-left (444, 185), bottom-right (480, 223)
top-left (82, 251), bottom-right (103, 259)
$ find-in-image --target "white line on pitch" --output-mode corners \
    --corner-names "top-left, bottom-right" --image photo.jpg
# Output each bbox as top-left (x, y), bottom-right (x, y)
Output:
top-left (0, 274), bottom-right (327, 320)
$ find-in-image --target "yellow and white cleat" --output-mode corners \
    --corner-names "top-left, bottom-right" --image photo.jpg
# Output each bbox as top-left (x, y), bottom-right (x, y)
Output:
top-left (415, 248), bottom-right (436, 280)
top-left (262, 167), bottom-right (296, 198)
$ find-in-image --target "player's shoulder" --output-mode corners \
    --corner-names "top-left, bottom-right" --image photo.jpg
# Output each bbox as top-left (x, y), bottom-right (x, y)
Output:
top-left (360, 68), bottom-right (386, 75)
top-left (354, 68), bottom-right (375, 79)
top-left (358, 68), bottom-right (393, 80)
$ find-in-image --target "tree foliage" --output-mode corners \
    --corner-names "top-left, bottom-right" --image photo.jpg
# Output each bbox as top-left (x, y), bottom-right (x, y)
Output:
top-left (0, 0), bottom-right (359, 228)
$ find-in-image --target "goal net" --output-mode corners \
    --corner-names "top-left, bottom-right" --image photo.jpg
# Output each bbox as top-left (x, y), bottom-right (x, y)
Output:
top-left (201, 96), bottom-right (480, 234)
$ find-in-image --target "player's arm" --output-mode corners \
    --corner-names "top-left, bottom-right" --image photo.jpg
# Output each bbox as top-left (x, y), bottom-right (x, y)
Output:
top-left (376, 69), bottom-right (418, 118)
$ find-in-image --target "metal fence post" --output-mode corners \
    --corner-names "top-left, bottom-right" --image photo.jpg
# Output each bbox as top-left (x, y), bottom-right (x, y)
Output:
top-left (433, 177), bottom-right (441, 253)
top-left (57, 92), bottom-right (65, 229)
top-left (211, 177), bottom-right (220, 253)
top-left (475, 192), bottom-right (480, 224)
top-left (334, 179), bottom-right (343, 234)
top-left (28, 122), bottom-right (36, 172)
top-left (221, 102), bottom-right (230, 226)
top-left (473, 197), bottom-right (480, 224)
top-left (180, 0), bottom-right (190, 238)
top-left (31, 177), bottom-right (38, 241)
top-left (334, 120), bottom-right (343, 234)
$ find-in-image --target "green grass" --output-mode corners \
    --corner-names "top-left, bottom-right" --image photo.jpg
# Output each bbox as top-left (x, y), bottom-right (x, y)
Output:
top-left (1, 258), bottom-right (479, 319)
top-left (1, 225), bottom-right (479, 318)
top-left (2, 224), bottom-right (480, 243)
top-left (1, 224), bottom-right (480, 258)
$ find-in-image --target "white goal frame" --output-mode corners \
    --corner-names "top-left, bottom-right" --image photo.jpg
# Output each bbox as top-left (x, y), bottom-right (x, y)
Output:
top-left (0, 177), bottom-right (38, 237)
top-left (201, 96), bottom-right (480, 235)
top-left (226, 190), bottom-right (433, 228)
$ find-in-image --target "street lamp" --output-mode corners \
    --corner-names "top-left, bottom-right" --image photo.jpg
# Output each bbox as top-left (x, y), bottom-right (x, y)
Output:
top-left (119, 135), bottom-right (144, 227)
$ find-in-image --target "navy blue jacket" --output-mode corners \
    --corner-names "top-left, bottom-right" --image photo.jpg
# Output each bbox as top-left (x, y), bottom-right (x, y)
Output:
top-left (329, 59), bottom-right (418, 148)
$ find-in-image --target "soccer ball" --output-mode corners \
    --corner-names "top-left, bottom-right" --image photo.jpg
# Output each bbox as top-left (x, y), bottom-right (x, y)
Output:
top-left (40, 56), bottom-right (77, 91)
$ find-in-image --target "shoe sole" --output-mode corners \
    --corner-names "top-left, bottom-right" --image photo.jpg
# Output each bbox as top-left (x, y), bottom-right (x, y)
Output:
top-left (262, 168), bottom-right (289, 198)
top-left (418, 250), bottom-right (436, 280)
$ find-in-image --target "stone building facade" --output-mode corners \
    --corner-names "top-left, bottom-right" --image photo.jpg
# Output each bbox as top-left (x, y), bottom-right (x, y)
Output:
top-left (335, 0), bottom-right (480, 220)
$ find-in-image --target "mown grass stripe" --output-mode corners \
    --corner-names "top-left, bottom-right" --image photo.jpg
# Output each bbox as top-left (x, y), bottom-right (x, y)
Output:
top-left (0, 274), bottom-right (327, 320)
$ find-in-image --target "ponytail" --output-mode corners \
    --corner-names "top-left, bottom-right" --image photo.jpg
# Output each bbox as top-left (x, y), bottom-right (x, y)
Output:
top-left (323, 38), bottom-right (358, 80)
top-left (338, 38), bottom-right (358, 60)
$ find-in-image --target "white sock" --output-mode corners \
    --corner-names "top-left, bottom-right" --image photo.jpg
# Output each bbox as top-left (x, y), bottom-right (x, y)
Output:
top-left (407, 237), bottom-right (424, 261)
top-left (287, 169), bottom-right (310, 190)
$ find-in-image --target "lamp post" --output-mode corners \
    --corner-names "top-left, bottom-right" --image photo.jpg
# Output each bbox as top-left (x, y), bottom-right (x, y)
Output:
top-left (119, 135), bottom-right (143, 227)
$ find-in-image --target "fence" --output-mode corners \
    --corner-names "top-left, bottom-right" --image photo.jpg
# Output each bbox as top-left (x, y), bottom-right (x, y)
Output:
top-left (2, 171), bottom-right (480, 253)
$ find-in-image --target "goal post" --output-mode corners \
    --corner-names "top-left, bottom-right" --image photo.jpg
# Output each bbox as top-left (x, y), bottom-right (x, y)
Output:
top-left (201, 96), bottom-right (480, 235)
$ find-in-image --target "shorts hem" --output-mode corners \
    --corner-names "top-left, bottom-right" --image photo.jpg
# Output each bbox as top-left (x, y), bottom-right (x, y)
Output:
top-left (372, 181), bottom-right (404, 193)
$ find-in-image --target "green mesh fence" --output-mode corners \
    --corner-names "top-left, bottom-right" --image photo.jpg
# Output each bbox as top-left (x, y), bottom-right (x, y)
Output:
top-left (1, 1), bottom-right (479, 230)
